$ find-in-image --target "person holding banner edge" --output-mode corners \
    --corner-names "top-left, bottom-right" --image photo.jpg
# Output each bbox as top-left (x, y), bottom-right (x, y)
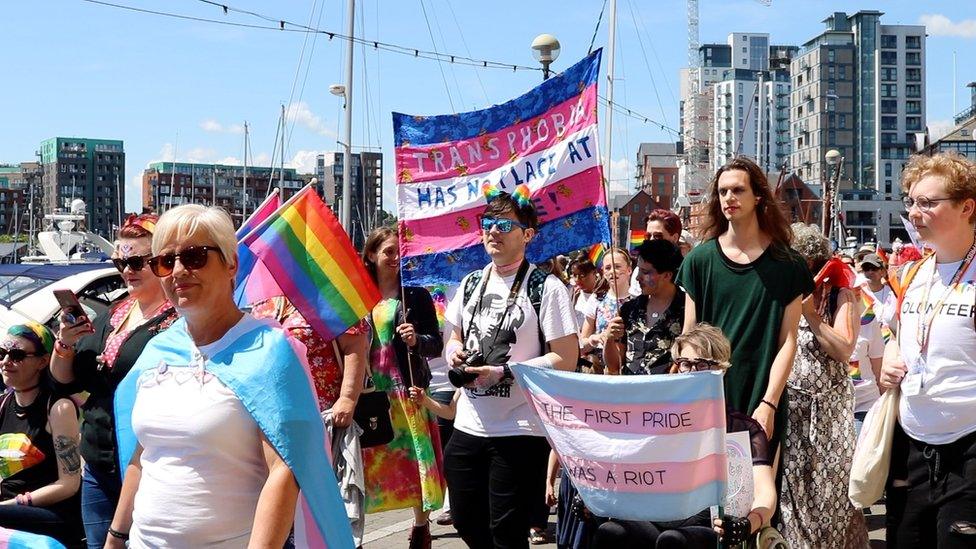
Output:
top-left (675, 157), bottom-right (813, 448)
top-left (443, 184), bottom-right (579, 549)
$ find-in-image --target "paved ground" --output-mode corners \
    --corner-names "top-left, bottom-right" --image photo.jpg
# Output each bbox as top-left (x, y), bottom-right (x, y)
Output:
top-left (363, 501), bottom-right (889, 548)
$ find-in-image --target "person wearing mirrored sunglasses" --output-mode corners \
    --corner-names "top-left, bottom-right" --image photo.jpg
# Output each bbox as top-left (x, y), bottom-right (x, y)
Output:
top-left (107, 204), bottom-right (341, 548)
top-left (593, 323), bottom-right (780, 549)
top-left (0, 322), bottom-right (85, 546)
top-left (49, 213), bottom-right (177, 549)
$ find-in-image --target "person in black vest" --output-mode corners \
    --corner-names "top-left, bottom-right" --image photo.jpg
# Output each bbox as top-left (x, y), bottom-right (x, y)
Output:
top-left (442, 186), bottom-right (579, 549)
top-left (0, 322), bottom-right (84, 547)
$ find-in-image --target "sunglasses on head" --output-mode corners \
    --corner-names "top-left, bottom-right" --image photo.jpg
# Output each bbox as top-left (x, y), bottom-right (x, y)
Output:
top-left (480, 217), bottom-right (527, 233)
top-left (673, 357), bottom-right (720, 373)
top-left (0, 348), bottom-right (40, 362)
top-left (112, 254), bottom-right (153, 273)
top-left (147, 246), bottom-right (223, 277)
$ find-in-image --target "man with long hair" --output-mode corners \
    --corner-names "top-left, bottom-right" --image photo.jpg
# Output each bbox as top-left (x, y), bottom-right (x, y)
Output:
top-left (675, 157), bottom-right (813, 448)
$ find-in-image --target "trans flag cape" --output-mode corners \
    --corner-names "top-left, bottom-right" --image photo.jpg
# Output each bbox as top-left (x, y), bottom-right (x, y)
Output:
top-left (512, 366), bottom-right (728, 522)
top-left (0, 528), bottom-right (64, 549)
top-left (393, 50), bottom-right (610, 286)
top-left (114, 317), bottom-right (354, 549)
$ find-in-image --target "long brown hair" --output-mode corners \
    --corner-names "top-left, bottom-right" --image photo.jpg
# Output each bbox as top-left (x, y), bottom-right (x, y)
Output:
top-left (362, 226), bottom-right (398, 284)
top-left (699, 156), bottom-right (793, 252)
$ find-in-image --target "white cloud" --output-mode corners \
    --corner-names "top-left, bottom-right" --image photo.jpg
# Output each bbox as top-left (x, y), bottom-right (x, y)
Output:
top-left (199, 119), bottom-right (245, 134)
top-left (606, 157), bottom-right (633, 196)
top-left (920, 14), bottom-right (976, 38)
top-left (929, 119), bottom-right (956, 141)
top-left (289, 149), bottom-right (324, 174)
top-left (155, 143), bottom-right (176, 163)
top-left (285, 101), bottom-right (337, 137)
top-left (125, 173), bottom-right (144, 213)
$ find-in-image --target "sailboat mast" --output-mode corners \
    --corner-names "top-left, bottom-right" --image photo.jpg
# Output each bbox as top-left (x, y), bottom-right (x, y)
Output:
top-left (340, 0), bottom-right (356, 231)
top-left (279, 106), bottom-right (285, 195)
top-left (243, 121), bottom-right (249, 221)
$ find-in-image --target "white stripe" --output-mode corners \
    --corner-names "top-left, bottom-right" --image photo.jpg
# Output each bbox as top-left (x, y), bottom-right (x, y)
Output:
top-left (545, 426), bottom-right (727, 463)
top-left (396, 124), bottom-right (600, 221)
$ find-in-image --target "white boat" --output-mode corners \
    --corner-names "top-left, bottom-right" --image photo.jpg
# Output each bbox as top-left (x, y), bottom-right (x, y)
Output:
top-left (19, 199), bottom-right (115, 264)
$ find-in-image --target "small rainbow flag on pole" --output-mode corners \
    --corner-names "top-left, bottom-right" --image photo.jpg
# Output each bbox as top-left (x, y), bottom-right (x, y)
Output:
top-left (240, 185), bottom-right (381, 342)
top-left (629, 230), bottom-right (646, 249)
top-left (587, 243), bottom-right (607, 266)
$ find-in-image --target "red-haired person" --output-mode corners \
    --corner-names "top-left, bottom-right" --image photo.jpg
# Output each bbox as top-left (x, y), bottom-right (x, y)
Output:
top-left (50, 214), bottom-right (178, 549)
top-left (880, 152), bottom-right (976, 546)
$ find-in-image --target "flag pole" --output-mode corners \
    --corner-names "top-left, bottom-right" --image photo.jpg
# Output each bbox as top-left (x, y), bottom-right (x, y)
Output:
top-left (238, 183), bottom-right (315, 244)
top-left (399, 283), bottom-right (416, 389)
top-left (604, 0), bottom-right (621, 314)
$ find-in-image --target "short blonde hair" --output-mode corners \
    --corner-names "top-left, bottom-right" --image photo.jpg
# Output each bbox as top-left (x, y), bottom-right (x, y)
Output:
top-left (902, 153), bottom-right (976, 222)
top-left (670, 323), bottom-right (732, 368)
top-left (152, 204), bottom-right (237, 267)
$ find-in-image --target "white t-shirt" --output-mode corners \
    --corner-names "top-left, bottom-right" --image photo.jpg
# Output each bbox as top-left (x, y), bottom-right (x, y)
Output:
top-left (898, 257), bottom-right (976, 445)
top-left (850, 317), bottom-right (884, 413)
top-left (446, 265), bottom-right (576, 437)
top-left (131, 316), bottom-right (269, 548)
top-left (429, 285), bottom-right (459, 394)
top-left (573, 290), bottom-right (593, 331)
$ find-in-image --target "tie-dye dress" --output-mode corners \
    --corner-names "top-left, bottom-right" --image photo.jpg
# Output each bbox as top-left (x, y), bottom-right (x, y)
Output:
top-left (362, 298), bottom-right (446, 513)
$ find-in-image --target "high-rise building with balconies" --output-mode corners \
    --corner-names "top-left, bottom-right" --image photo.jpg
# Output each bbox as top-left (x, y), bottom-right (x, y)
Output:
top-left (40, 137), bottom-right (125, 238)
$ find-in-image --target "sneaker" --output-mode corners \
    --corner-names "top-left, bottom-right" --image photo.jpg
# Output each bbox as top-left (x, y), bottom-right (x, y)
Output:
top-left (409, 523), bottom-right (431, 549)
top-left (435, 511), bottom-right (453, 526)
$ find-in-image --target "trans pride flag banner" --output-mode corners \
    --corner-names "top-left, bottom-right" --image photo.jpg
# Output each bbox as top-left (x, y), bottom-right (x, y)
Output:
top-left (393, 50), bottom-right (610, 286)
top-left (0, 528), bottom-right (64, 549)
top-left (512, 367), bottom-right (728, 521)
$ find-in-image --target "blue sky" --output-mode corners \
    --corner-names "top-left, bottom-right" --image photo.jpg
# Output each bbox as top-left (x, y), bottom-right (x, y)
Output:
top-left (2, 0), bottom-right (975, 212)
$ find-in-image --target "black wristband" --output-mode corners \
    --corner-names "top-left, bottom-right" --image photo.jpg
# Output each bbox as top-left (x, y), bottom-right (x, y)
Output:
top-left (760, 399), bottom-right (778, 412)
top-left (107, 528), bottom-right (129, 541)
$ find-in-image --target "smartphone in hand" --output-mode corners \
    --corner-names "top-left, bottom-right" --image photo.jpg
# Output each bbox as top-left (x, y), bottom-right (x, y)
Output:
top-left (53, 289), bottom-right (91, 329)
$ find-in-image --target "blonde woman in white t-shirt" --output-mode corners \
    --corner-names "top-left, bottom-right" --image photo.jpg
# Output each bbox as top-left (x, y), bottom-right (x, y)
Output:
top-left (880, 152), bottom-right (976, 546)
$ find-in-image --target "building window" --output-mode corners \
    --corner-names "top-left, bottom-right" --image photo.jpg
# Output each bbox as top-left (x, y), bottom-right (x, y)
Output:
top-left (906, 116), bottom-right (922, 131)
top-left (880, 35), bottom-right (897, 49)
top-left (881, 100), bottom-right (898, 114)
top-left (881, 133), bottom-right (898, 144)
top-left (885, 180), bottom-right (892, 194)
top-left (827, 49), bottom-right (835, 63)
top-left (881, 116), bottom-right (898, 130)
top-left (839, 114), bottom-right (847, 129)
top-left (906, 84), bottom-right (921, 98)
top-left (881, 84), bottom-right (897, 98)
top-left (880, 51), bottom-right (897, 65)
top-left (881, 67), bottom-right (897, 81)
top-left (906, 100), bottom-right (921, 114)
top-left (906, 68), bottom-right (921, 81)
top-left (906, 35), bottom-right (921, 49)
top-left (906, 52), bottom-right (921, 66)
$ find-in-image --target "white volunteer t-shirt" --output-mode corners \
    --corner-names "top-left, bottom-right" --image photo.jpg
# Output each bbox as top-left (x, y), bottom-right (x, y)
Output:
top-left (898, 257), bottom-right (976, 445)
top-left (850, 318), bottom-right (884, 413)
top-left (446, 265), bottom-right (576, 437)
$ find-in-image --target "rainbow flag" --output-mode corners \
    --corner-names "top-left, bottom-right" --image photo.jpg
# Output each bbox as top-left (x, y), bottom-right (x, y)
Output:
top-left (860, 292), bottom-right (876, 326)
top-left (587, 243), bottom-right (607, 266)
top-left (0, 527), bottom-right (64, 548)
top-left (240, 185), bottom-right (381, 342)
top-left (513, 366), bottom-right (728, 521)
top-left (629, 230), bottom-right (647, 249)
top-left (234, 191), bottom-right (283, 307)
top-left (394, 51), bottom-right (609, 286)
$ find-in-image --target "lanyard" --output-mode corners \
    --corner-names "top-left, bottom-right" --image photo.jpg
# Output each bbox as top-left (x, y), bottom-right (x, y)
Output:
top-left (915, 240), bottom-right (976, 350)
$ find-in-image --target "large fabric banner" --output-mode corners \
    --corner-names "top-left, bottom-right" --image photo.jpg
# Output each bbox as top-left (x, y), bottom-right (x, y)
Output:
top-left (393, 50), bottom-right (610, 286)
top-left (512, 367), bottom-right (728, 522)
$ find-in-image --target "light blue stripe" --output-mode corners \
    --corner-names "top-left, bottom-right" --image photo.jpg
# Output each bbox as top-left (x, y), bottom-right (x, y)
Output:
top-left (512, 366), bottom-right (725, 405)
top-left (576, 480), bottom-right (727, 522)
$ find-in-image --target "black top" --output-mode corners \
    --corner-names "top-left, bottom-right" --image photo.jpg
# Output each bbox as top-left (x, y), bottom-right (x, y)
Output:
top-left (618, 291), bottom-right (685, 376)
top-left (52, 299), bottom-right (177, 476)
top-left (374, 286), bottom-right (443, 389)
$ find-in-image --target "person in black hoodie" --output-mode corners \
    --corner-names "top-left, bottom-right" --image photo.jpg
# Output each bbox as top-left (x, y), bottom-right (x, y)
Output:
top-left (361, 226), bottom-right (444, 549)
top-left (50, 214), bottom-right (178, 549)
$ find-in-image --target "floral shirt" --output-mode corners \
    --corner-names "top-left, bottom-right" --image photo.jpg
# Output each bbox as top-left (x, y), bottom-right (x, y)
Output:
top-left (618, 291), bottom-right (685, 375)
top-left (250, 297), bottom-right (370, 411)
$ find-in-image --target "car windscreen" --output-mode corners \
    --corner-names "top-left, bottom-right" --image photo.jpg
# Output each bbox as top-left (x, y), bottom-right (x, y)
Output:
top-left (0, 275), bottom-right (53, 307)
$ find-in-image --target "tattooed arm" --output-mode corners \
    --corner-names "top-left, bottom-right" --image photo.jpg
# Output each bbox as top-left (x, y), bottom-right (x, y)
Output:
top-left (27, 398), bottom-right (82, 507)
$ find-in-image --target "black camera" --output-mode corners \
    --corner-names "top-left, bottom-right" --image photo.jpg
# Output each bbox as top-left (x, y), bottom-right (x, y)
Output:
top-left (448, 349), bottom-right (487, 387)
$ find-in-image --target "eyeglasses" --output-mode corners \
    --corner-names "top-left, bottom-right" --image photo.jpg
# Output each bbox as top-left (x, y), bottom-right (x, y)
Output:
top-left (902, 195), bottom-right (953, 211)
top-left (480, 217), bottom-right (527, 233)
top-left (112, 254), bottom-right (153, 273)
top-left (148, 246), bottom-right (223, 277)
top-left (673, 357), bottom-right (721, 373)
top-left (0, 348), bottom-right (40, 362)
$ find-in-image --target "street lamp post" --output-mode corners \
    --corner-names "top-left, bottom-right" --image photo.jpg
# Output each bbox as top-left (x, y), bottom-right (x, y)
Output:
top-left (531, 34), bottom-right (561, 81)
top-left (825, 149), bottom-right (844, 246)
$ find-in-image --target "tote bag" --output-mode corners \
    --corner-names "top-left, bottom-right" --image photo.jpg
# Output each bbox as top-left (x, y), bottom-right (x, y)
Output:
top-left (849, 386), bottom-right (900, 507)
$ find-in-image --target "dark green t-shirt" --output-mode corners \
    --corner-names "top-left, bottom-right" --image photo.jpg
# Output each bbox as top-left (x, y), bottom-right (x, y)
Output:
top-left (675, 238), bottom-right (813, 446)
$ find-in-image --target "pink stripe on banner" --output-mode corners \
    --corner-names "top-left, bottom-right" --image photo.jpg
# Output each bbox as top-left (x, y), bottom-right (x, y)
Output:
top-left (561, 453), bottom-right (727, 494)
top-left (396, 85), bottom-right (598, 183)
top-left (525, 392), bottom-right (725, 436)
top-left (400, 167), bottom-right (605, 257)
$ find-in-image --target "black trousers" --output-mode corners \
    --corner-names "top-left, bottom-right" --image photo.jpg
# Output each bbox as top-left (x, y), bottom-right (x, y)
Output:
top-left (445, 430), bottom-right (550, 549)
top-left (886, 425), bottom-right (976, 548)
top-left (592, 518), bottom-right (716, 549)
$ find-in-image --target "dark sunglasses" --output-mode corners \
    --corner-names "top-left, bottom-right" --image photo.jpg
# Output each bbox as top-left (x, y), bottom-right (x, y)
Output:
top-left (673, 357), bottom-right (720, 373)
top-left (0, 348), bottom-right (40, 362)
top-left (148, 246), bottom-right (223, 277)
top-left (112, 254), bottom-right (153, 273)
top-left (480, 217), bottom-right (527, 233)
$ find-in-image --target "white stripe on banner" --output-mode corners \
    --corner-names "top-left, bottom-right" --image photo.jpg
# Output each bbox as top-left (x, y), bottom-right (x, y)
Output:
top-left (546, 426), bottom-right (727, 464)
top-left (396, 124), bottom-right (599, 221)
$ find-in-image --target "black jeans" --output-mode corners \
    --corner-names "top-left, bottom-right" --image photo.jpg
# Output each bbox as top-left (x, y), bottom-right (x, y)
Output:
top-left (592, 518), bottom-right (716, 549)
top-left (886, 427), bottom-right (976, 548)
top-left (445, 431), bottom-right (550, 549)
top-left (0, 503), bottom-right (85, 548)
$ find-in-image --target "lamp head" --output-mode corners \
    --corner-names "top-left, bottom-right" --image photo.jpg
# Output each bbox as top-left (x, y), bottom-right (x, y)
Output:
top-left (329, 84), bottom-right (346, 97)
top-left (531, 34), bottom-right (561, 64)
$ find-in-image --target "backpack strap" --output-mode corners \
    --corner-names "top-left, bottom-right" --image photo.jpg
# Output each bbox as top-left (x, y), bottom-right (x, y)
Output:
top-left (527, 267), bottom-right (550, 353)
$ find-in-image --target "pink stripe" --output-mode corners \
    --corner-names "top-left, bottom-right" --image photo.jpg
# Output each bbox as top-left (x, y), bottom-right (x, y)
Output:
top-left (525, 392), bottom-right (725, 436)
top-left (561, 453), bottom-right (727, 494)
top-left (297, 496), bottom-right (328, 548)
top-left (396, 85), bottom-right (597, 183)
top-left (242, 256), bottom-right (283, 305)
top-left (400, 168), bottom-right (605, 256)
